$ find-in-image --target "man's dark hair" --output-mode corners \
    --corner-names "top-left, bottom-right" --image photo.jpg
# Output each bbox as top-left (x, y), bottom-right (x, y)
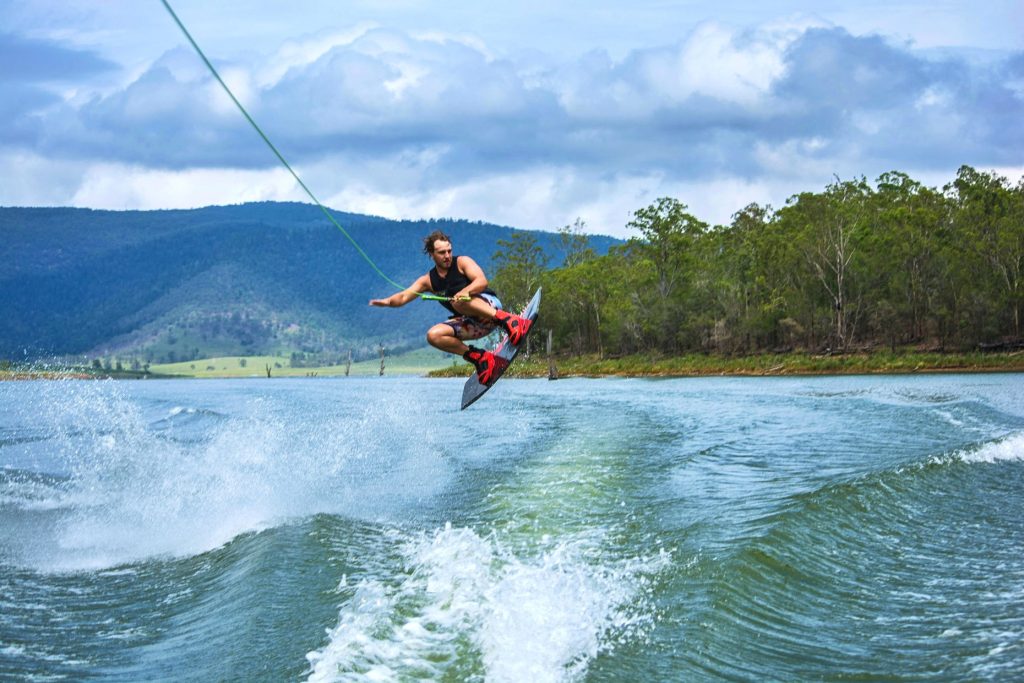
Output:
top-left (423, 230), bottom-right (452, 255)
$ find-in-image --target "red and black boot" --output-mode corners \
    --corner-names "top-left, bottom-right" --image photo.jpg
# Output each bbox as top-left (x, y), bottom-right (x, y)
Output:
top-left (463, 347), bottom-right (498, 384)
top-left (493, 310), bottom-right (532, 345)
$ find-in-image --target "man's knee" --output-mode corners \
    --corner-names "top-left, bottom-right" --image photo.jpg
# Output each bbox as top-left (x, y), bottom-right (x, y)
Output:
top-left (426, 325), bottom-right (449, 347)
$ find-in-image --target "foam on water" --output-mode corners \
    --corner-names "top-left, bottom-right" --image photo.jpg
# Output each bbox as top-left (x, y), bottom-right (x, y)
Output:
top-left (0, 470), bottom-right (68, 511)
top-left (955, 432), bottom-right (1024, 464)
top-left (1, 380), bottom-right (452, 572)
top-left (306, 523), bottom-right (664, 682)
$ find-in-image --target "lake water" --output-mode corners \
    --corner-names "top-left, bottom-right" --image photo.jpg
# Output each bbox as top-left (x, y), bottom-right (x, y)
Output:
top-left (2, 374), bottom-right (1023, 681)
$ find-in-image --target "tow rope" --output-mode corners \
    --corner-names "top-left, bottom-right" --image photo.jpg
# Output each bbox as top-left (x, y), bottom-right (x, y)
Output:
top-left (160, 0), bottom-right (452, 301)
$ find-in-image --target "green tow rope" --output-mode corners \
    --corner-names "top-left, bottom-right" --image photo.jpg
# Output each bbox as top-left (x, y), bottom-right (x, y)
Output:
top-left (160, 0), bottom-right (450, 301)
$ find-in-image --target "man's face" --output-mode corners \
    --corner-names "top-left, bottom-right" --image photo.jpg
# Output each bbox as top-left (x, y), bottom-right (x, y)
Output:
top-left (431, 240), bottom-right (453, 269)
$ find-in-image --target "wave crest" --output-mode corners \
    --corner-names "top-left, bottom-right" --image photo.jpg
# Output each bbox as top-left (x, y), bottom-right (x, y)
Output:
top-left (306, 523), bottom-right (665, 682)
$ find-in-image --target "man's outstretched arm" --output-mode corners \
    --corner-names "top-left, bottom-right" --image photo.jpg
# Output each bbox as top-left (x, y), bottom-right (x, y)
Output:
top-left (369, 274), bottom-right (431, 307)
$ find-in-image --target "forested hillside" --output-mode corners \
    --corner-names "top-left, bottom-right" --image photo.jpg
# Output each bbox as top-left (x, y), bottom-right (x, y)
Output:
top-left (5, 165), bottom-right (1020, 368)
top-left (492, 166), bottom-right (1024, 357)
top-left (1, 202), bottom-right (617, 363)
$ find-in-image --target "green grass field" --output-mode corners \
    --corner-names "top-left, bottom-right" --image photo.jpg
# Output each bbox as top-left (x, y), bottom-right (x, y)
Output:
top-left (150, 347), bottom-right (467, 378)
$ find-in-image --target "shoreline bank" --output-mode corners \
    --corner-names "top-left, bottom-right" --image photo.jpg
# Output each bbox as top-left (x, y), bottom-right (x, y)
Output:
top-left (5, 351), bottom-right (1023, 380)
top-left (428, 351), bottom-right (1024, 379)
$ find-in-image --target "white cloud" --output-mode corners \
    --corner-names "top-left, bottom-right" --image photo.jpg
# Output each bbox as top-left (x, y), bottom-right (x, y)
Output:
top-left (2, 7), bottom-right (1022, 235)
top-left (411, 30), bottom-right (494, 59)
top-left (915, 84), bottom-right (952, 109)
top-left (205, 66), bottom-right (257, 116)
top-left (324, 168), bottom-right (566, 230)
top-left (672, 22), bottom-right (790, 106)
top-left (325, 164), bottom-right (806, 236)
top-left (70, 164), bottom-right (302, 209)
top-left (549, 20), bottom-right (802, 120)
top-left (752, 138), bottom-right (836, 180)
top-left (258, 23), bottom-right (379, 88)
top-left (0, 150), bottom-right (88, 206)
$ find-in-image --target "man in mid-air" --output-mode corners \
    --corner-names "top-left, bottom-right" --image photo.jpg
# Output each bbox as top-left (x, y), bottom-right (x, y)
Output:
top-left (369, 230), bottom-right (532, 384)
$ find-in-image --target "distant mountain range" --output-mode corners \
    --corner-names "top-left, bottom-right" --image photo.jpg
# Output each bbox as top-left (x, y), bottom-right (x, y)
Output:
top-left (1, 202), bottom-right (619, 363)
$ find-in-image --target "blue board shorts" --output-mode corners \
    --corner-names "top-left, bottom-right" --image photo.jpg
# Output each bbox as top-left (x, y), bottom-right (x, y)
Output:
top-left (444, 293), bottom-right (503, 341)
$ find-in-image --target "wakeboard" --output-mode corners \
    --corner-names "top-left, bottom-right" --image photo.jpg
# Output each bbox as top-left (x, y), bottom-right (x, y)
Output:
top-left (460, 287), bottom-right (542, 410)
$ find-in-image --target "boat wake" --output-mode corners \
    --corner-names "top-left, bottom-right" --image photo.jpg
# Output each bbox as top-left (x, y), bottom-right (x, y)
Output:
top-left (307, 523), bottom-right (666, 683)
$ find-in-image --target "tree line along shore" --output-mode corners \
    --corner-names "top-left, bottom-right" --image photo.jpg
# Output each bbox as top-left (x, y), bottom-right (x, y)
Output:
top-left (4, 164), bottom-right (1021, 380)
top-left (488, 165), bottom-right (1024, 362)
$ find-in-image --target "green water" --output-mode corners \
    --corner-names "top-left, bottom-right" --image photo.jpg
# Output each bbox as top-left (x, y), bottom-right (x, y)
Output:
top-left (2, 375), bottom-right (1022, 680)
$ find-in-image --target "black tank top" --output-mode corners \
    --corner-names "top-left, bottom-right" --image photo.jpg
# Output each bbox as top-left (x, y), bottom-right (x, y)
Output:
top-left (428, 256), bottom-right (496, 314)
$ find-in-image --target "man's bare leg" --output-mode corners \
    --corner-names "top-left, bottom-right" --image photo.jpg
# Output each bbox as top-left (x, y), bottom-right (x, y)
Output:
top-left (426, 323), bottom-right (469, 356)
top-left (425, 319), bottom-right (500, 383)
top-left (449, 297), bottom-right (497, 320)
top-left (450, 295), bottom-right (531, 344)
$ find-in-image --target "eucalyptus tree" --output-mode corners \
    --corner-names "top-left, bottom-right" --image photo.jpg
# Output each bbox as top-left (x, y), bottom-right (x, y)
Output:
top-left (776, 178), bottom-right (872, 351)
top-left (947, 165), bottom-right (1024, 340)
top-left (711, 203), bottom-right (784, 352)
top-left (626, 197), bottom-right (709, 353)
top-left (869, 171), bottom-right (951, 347)
top-left (491, 231), bottom-right (549, 312)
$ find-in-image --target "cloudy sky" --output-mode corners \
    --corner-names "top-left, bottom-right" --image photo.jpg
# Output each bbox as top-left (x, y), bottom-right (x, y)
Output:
top-left (1, 0), bottom-right (1021, 236)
